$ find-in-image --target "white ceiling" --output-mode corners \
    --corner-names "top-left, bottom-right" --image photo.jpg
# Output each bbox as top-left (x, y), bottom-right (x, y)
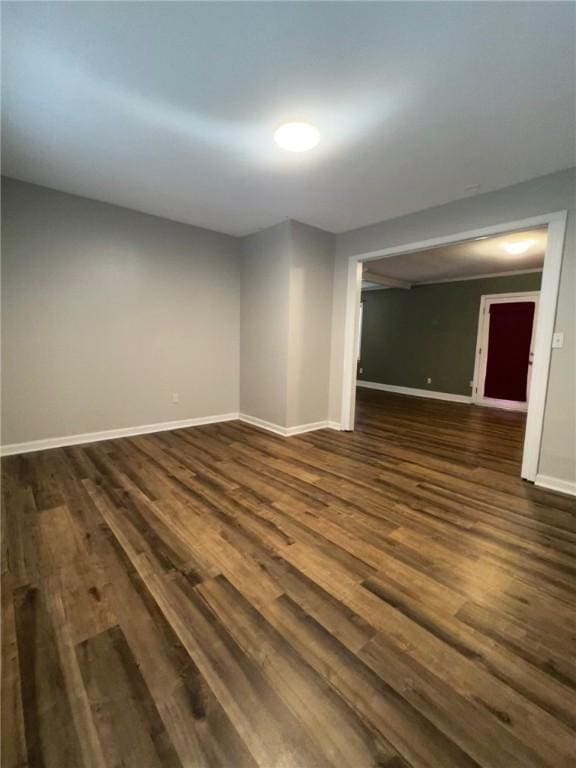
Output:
top-left (2, 3), bottom-right (575, 236)
top-left (363, 227), bottom-right (547, 287)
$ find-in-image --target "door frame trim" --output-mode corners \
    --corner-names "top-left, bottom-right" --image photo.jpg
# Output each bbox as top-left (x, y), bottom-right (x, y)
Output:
top-left (340, 210), bottom-right (568, 481)
top-left (471, 291), bottom-right (540, 413)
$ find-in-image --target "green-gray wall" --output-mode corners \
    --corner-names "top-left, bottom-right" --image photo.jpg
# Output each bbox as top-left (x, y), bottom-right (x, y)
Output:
top-left (358, 273), bottom-right (542, 396)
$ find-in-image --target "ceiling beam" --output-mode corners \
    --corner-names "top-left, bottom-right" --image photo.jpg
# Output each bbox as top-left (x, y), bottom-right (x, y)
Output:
top-left (363, 271), bottom-right (412, 289)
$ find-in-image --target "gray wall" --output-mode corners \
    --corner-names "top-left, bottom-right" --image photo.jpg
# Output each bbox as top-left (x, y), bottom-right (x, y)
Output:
top-left (359, 273), bottom-right (542, 396)
top-left (287, 222), bottom-right (334, 427)
top-left (240, 222), bottom-right (291, 426)
top-left (240, 220), bottom-right (334, 428)
top-left (330, 168), bottom-right (576, 482)
top-left (1, 178), bottom-right (241, 445)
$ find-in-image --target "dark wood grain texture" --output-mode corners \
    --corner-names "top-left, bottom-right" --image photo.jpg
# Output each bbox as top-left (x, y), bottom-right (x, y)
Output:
top-left (2, 389), bottom-right (575, 767)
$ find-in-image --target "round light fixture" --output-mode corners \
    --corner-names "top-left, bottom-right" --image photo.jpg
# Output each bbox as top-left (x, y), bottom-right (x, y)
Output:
top-left (502, 239), bottom-right (535, 255)
top-left (274, 122), bottom-right (320, 152)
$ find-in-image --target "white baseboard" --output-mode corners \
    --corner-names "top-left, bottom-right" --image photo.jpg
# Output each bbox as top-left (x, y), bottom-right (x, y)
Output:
top-left (287, 420), bottom-right (339, 437)
top-left (0, 412), bottom-right (240, 456)
top-left (535, 474), bottom-right (576, 497)
top-left (357, 381), bottom-right (472, 404)
top-left (238, 413), bottom-right (288, 436)
top-left (474, 397), bottom-right (527, 412)
top-left (2, 412), bottom-right (342, 456)
top-left (238, 414), bottom-right (339, 437)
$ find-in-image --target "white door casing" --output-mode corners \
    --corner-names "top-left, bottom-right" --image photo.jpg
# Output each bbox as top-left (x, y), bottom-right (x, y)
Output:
top-left (472, 292), bottom-right (540, 412)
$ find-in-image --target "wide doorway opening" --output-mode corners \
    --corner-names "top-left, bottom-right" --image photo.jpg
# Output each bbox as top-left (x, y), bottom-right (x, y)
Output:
top-left (341, 213), bottom-right (567, 482)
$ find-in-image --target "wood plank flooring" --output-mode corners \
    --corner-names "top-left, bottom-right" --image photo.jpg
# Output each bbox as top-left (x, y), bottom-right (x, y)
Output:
top-left (2, 389), bottom-right (576, 768)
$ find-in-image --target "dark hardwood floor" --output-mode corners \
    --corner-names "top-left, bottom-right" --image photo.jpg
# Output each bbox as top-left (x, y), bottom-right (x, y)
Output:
top-left (2, 389), bottom-right (576, 768)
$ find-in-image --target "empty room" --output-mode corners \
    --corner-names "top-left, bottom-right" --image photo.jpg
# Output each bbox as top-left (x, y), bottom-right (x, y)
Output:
top-left (1, 3), bottom-right (575, 768)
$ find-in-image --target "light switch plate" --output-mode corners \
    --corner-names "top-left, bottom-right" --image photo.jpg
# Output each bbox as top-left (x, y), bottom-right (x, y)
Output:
top-left (552, 331), bottom-right (564, 349)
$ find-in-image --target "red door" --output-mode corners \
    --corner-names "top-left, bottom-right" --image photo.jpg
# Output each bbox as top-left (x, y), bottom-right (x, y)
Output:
top-left (483, 301), bottom-right (536, 402)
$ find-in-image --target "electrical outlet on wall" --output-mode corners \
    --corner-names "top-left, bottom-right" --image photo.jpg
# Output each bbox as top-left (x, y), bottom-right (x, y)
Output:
top-left (426, 377), bottom-right (432, 385)
top-left (552, 331), bottom-right (564, 349)
top-left (359, 367), bottom-right (364, 374)
top-left (172, 392), bottom-right (180, 404)
top-left (469, 380), bottom-right (474, 388)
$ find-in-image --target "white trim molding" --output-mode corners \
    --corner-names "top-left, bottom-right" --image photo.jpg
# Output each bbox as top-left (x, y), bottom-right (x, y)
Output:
top-left (474, 398), bottom-right (527, 412)
top-left (471, 291), bottom-right (539, 413)
top-left (341, 210), bottom-right (568, 483)
top-left (238, 414), bottom-right (339, 437)
top-left (364, 268), bottom-right (543, 291)
top-left (286, 420), bottom-right (337, 436)
top-left (1, 412), bottom-right (240, 456)
top-left (418, 268), bottom-right (543, 286)
top-left (237, 414), bottom-right (288, 436)
top-left (1, 412), bottom-right (342, 456)
top-left (357, 381), bottom-right (472, 404)
top-left (535, 474), bottom-right (576, 498)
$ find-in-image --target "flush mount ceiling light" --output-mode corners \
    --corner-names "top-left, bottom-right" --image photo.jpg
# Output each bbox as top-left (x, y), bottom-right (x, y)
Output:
top-left (502, 239), bottom-right (535, 255)
top-left (274, 122), bottom-right (320, 152)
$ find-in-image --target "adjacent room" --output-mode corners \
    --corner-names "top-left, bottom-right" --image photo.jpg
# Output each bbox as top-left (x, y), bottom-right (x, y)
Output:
top-left (355, 229), bottom-right (547, 472)
top-left (1, 3), bottom-right (575, 768)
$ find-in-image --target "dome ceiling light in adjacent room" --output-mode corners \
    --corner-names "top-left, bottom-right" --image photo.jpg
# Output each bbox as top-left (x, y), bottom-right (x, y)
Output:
top-left (502, 239), bottom-right (536, 255)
